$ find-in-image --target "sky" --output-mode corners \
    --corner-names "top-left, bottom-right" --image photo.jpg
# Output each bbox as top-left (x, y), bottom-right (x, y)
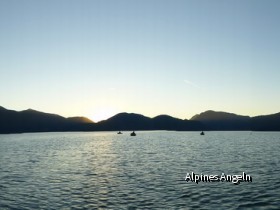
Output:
top-left (0, 0), bottom-right (280, 122)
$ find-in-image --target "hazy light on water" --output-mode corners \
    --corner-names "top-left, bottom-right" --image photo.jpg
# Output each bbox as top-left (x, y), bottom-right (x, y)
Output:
top-left (0, 131), bottom-right (279, 208)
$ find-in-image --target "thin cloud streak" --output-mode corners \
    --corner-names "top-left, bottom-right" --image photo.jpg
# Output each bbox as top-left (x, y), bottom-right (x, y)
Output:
top-left (184, 79), bottom-right (201, 89)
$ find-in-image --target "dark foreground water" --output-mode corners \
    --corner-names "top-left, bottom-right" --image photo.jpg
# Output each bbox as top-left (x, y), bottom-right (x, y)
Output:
top-left (0, 131), bottom-right (279, 209)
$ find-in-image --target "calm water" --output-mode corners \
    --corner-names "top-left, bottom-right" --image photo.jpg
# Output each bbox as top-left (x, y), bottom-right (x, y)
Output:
top-left (0, 131), bottom-right (279, 209)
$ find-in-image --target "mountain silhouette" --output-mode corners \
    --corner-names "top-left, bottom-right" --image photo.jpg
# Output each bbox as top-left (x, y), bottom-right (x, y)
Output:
top-left (151, 115), bottom-right (201, 131)
top-left (96, 113), bottom-right (202, 131)
top-left (0, 106), bottom-right (95, 133)
top-left (67, 117), bottom-right (94, 123)
top-left (0, 106), bottom-right (280, 133)
top-left (251, 112), bottom-right (280, 131)
top-left (191, 110), bottom-right (251, 130)
top-left (96, 113), bottom-right (152, 131)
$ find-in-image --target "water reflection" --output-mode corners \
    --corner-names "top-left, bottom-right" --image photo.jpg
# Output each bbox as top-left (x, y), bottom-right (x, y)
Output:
top-left (0, 131), bottom-right (279, 209)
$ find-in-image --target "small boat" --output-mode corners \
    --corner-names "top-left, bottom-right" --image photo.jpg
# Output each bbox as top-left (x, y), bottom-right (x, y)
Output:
top-left (117, 131), bottom-right (122, 134)
top-left (200, 131), bottom-right (205, 135)
top-left (130, 131), bottom-right (136, 136)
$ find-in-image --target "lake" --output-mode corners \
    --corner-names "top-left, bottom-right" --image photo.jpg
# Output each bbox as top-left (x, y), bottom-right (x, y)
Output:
top-left (0, 131), bottom-right (279, 209)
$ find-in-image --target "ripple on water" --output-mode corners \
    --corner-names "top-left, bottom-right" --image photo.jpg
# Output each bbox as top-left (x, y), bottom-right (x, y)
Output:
top-left (0, 131), bottom-right (280, 209)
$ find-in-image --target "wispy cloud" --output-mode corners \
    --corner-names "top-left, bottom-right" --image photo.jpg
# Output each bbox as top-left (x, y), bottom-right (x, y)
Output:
top-left (184, 79), bottom-right (201, 89)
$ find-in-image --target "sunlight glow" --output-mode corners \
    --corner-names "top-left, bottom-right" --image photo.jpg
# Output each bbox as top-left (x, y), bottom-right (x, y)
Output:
top-left (90, 108), bottom-right (118, 122)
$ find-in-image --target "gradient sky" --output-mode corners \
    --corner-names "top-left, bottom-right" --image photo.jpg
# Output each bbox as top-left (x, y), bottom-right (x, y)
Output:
top-left (1, 0), bottom-right (280, 122)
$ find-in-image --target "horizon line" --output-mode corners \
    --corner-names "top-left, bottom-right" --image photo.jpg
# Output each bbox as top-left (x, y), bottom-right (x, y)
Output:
top-left (1, 105), bottom-right (279, 123)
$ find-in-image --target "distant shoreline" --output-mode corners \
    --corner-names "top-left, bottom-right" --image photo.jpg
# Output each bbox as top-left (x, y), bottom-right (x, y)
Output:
top-left (1, 130), bottom-right (280, 135)
top-left (1, 106), bottom-right (280, 134)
